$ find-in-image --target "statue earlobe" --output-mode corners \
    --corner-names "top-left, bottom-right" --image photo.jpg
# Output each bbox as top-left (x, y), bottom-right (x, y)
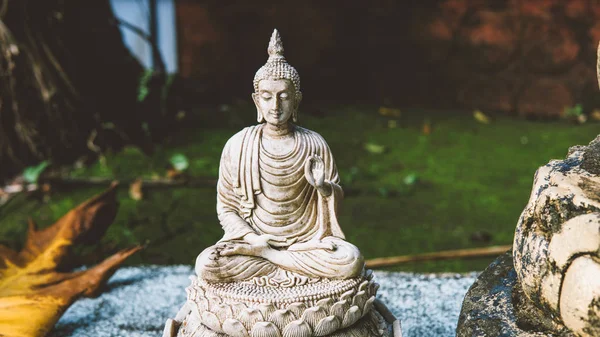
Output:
top-left (293, 92), bottom-right (302, 123)
top-left (252, 93), bottom-right (265, 123)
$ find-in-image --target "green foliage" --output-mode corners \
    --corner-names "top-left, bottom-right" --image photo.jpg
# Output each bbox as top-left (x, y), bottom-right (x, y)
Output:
top-left (563, 104), bottom-right (583, 117)
top-left (169, 153), bottom-right (189, 171)
top-left (2, 106), bottom-right (599, 273)
top-left (137, 69), bottom-right (154, 102)
top-left (23, 161), bottom-right (50, 184)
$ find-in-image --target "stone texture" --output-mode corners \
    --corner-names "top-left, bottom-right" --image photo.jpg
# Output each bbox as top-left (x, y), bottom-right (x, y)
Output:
top-left (49, 266), bottom-right (477, 337)
top-left (456, 252), bottom-right (575, 337)
top-left (582, 135), bottom-right (600, 174)
top-left (459, 134), bottom-right (600, 336)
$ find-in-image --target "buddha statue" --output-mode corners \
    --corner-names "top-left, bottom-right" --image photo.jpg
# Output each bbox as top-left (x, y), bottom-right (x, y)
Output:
top-left (163, 30), bottom-right (401, 337)
top-left (193, 29), bottom-right (363, 287)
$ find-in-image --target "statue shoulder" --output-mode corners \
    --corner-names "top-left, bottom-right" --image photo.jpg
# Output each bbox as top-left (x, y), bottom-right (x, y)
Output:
top-left (295, 126), bottom-right (329, 148)
top-left (222, 125), bottom-right (261, 156)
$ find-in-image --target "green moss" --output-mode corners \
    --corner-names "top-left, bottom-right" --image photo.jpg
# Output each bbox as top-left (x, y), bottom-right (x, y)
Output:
top-left (1, 106), bottom-right (598, 272)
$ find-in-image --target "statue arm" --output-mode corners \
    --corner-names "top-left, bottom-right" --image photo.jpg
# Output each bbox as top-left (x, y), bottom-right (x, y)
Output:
top-left (216, 140), bottom-right (256, 241)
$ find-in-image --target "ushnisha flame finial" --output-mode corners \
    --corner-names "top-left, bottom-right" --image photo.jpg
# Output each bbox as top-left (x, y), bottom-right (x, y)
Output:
top-left (267, 29), bottom-right (285, 60)
top-left (254, 29), bottom-right (301, 94)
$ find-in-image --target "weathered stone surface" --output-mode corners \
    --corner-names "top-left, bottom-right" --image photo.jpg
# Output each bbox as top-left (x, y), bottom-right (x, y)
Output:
top-left (459, 135), bottom-right (600, 336)
top-left (456, 252), bottom-right (575, 337)
top-left (582, 135), bottom-right (600, 175)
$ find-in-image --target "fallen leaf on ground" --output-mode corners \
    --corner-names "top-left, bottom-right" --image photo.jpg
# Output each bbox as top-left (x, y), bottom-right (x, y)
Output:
top-left (473, 109), bottom-right (491, 124)
top-left (129, 178), bottom-right (144, 201)
top-left (364, 142), bottom-right (386, 154)
top-left (378, 106), bottom-right (401, 118)
top-left (0, 182), bottom-right (141, 337)
top-left (422, 119), bottom-right (432, 135)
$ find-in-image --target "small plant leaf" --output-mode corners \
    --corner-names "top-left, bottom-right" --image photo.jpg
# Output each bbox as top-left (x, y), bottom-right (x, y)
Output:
top-left (473, 110), bottom-right (491, 124)
top-left (364, 143), bottom-right (386, 154)
top-left (170, 153), bottom-right (189, 172)
top-left (403, 173), bottom-right (418, 186)
top-left (23, 161), bottom-right (50, 184)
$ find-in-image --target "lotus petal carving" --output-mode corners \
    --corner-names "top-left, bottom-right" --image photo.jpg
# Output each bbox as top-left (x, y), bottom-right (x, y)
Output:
top-left (239, 308), bottom-right (264, 331)
top-left (358, 280), bottom-right (369, 292)
top-left (342, 305), bottom-right (362, 328)
top-left (301, 306), bottom-right (328, 327)
top-left (352, 290), bottom-right (367, 309)
top-left (251, 321), bottom-right (281, 337)
top-left (340, 289), bottom-right (355, 301)
top-left (330, 299), bottom-right (349, 320)
top-left (257, 303), bottom-right (276, 319)
top-left (282, 319), bottom-right (312, 337)
top-left (363, 296), bottom-right (376, 317)
top-left (223, 318), bottom-right (250, 337)
top-left (288, 302), bottom-right (307, 319)
top-left (313, 315), bottom-right (341, 336)
top-left (315, 298), bottom-right (333, 312)
top-left (269, 309), bottom-right (296, 330)
top-left (201, 310), bottom-right (222, 332)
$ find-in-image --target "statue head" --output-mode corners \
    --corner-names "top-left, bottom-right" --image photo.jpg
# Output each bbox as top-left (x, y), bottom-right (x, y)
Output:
top-left (253, 29), bottom-right (302, 125)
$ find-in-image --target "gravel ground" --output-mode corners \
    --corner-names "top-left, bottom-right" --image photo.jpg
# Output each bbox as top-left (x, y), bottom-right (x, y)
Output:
top-left (50, 266), bottom-right (478, 337)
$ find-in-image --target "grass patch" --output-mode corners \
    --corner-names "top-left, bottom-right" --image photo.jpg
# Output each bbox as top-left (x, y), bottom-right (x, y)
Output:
top-left (1, 105), bottom-right (597, 272)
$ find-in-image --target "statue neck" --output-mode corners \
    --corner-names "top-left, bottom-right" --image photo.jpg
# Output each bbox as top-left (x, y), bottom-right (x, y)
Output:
top-left (262, 122), bottom-right (294, 139)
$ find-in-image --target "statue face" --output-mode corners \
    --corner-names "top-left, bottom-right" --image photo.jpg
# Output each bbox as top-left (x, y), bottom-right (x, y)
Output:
top-left (253, 79), bottom-right (299, 126)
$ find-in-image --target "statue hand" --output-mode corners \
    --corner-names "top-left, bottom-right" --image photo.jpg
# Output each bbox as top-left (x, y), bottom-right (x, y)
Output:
top-left (305, 155), bottom-right (332, 196)
top-left (304, 155), bottom-right (325, 188)
top-left (243, 233), bottom-right (296, 248)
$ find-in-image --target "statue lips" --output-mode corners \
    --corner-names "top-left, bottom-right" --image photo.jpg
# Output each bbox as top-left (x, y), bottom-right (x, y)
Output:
top-left (269, 110), bottom-right (283, 119)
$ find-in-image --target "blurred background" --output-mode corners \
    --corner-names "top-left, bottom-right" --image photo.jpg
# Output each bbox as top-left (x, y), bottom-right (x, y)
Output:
top-left (0, 0), bottom-right (599, 272)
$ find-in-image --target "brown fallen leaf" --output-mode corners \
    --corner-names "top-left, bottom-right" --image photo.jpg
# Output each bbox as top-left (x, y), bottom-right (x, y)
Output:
top-left (378, 106), bottom-right (401, 118)
top-left (0, 182), bottom-right (141, 337)
top-left (129, 178), bottom-right (143, 201)
top-left (422, 119), bottom-right (432, 135)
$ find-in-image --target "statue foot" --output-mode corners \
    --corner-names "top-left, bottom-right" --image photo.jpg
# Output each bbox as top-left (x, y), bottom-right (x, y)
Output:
top-left (288, 239), bottom-right (337, 252)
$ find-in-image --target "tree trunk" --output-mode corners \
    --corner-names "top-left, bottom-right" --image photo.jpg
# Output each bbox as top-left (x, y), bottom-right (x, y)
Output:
top-left (0, 0), bottom-right (164, 182)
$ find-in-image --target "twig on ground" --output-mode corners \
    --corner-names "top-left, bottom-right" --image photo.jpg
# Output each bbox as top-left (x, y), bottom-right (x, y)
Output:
top-left (365, 245), bottom-right (512, 269)
top-left (40, 176), bottom-right (217, 188)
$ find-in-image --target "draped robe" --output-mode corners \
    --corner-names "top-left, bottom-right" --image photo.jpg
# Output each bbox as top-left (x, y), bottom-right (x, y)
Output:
top-left (195, 124), bottom-right (363, 286)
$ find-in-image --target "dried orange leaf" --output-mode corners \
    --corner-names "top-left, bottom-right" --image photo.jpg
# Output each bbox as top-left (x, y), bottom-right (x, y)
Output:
top-left (378, 106), bottom-right (401, 118)
top-left (129, 178), bottom-right (144, 201)
top-left (0, 182), bottom-right (141, 337)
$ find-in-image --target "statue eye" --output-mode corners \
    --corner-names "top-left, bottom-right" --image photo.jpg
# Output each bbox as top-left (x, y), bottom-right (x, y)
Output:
top-left (261, 93), bottom-right (272, 100)
top-left (280, 93), bottom-right (289, 100)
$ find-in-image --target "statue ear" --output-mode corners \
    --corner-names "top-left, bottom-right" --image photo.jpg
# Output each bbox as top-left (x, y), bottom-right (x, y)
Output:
top-left (293, 92), bottom-right (302, 122)
top-left (252, 93), bottom-right (264, 123)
